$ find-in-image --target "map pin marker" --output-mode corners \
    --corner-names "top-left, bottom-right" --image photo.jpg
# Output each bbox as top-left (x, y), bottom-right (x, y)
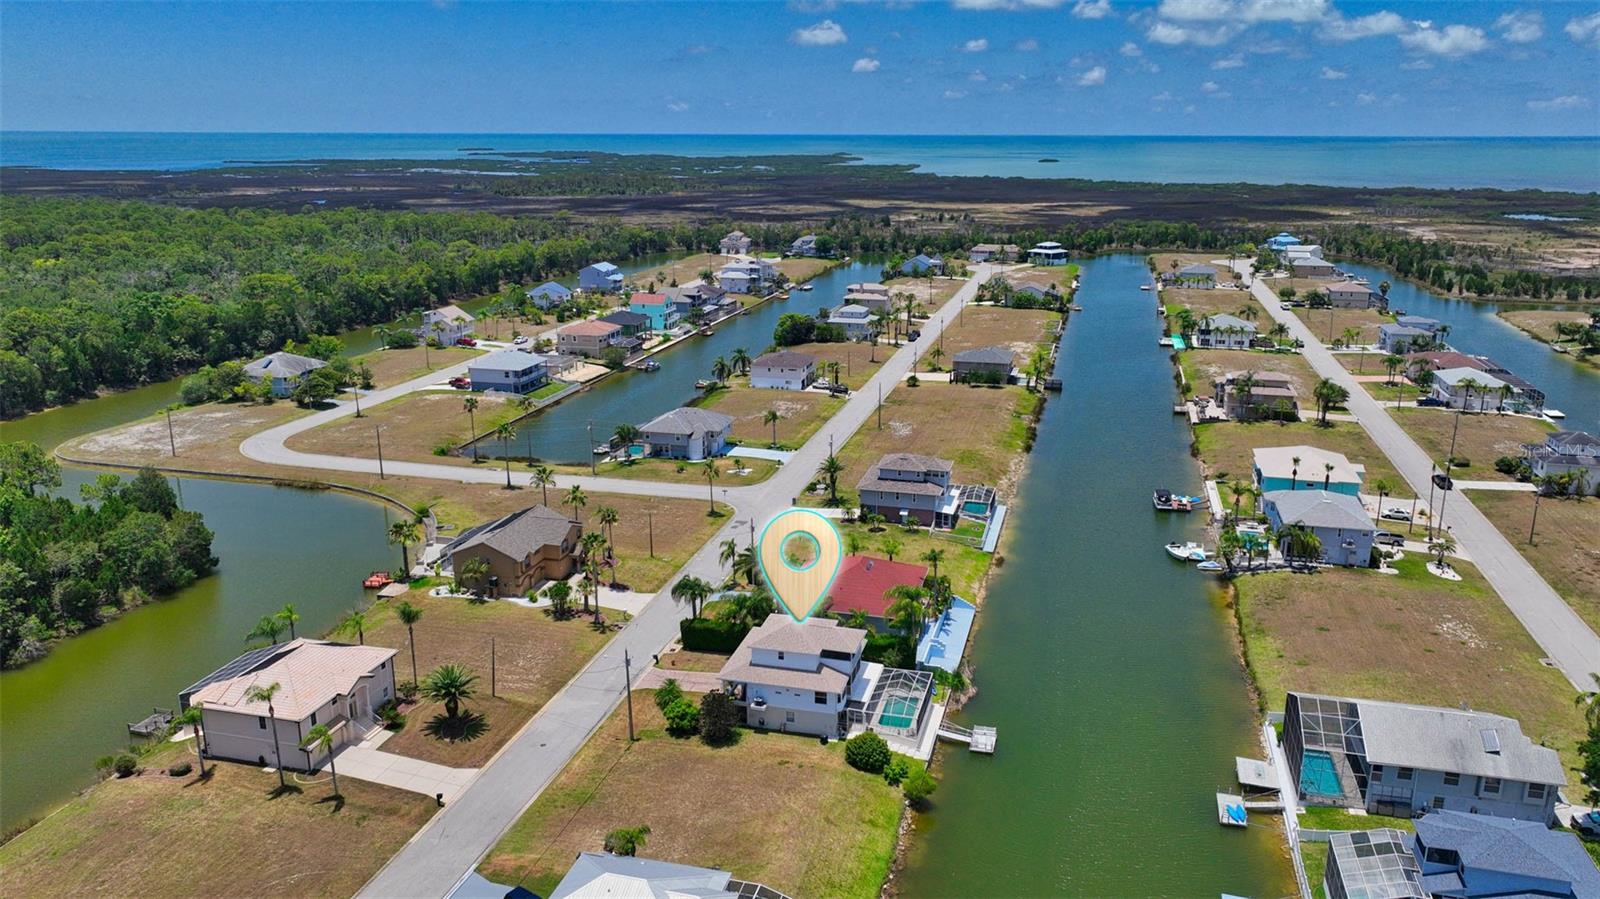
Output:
top-left (756, 508), bottom-right (844, 622)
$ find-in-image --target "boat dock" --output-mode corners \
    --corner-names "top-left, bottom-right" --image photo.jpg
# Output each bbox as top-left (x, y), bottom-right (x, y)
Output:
top-left (128, 707), bottom-right (174, 737)
top-left (938, 722), bottom-right (998, 754)
top-left (1216, 791), bottom-right (1248, 827)
top-left (1041, 377), bottom-right (1062, 391)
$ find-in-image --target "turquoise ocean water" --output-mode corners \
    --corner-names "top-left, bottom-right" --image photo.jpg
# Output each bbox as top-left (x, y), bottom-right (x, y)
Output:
top-left (2, 132), bottom-right (1597, 191)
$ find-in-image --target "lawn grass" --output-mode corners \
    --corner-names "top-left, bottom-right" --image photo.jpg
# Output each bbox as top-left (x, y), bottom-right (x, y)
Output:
top-left (1178, 347), bottom-right (1321, 405)
top-left (558, 455), bottom-right (780, 487)
top-left (775, 257), bottom-right (839, 284)
top-left (0, 741), bottom-right (436, 899)
top-left (287, 391), bottom-right (512, 465)
top-left (362, 590), bottom-right (614, 767)
top-left (357, 345), bottom-right (482, 388)
top-left (700, 386), bottom-right (844, 450)
top-left (1006, 263), bottom-right (1078, 295)
top-left (934, 305), bottom-right (1059, 363)
top-left (1301, 840), bottom-right (1329, 899)
top-left (1163, 286), bottom-right (1265, 321)
top-left (1498, 309), bottom-right (1593, 347)
top-left (1233, 555), bottom-right (1587, 776)
top-left (654, 649), bottom-right (731, 673)
top-left (1299, 806), bottom-right (1414, 832)
top-left (781, 340), bottom-right (886, 391)
top-left (1290, 306), bottom-right (1389, 346)
top-left (626, 253), bottom-right (732, 291)
top-left (1471, 491), bottom-right (1600, 629)
top-left (837, 522), bottom-right (991, 601)
top-left (1151, 252), bottom-right (1230, 280)
top-left (477, 691), bottom-right (904, 899)
top-left (1194, 418), bottom-right (1413, 506)
top-left (1389, 407), bottom-right (1554, 481)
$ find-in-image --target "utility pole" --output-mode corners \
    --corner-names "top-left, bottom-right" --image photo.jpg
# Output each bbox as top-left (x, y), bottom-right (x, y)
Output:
top-left (376, 426), bottom-right (386, 479)
top-left (877, 382), bottom-right (883, 430)
top-left (623, 649), bottom-right (636, 741)
top-left (588, 420), bottom-right (597, 475)
top-left (1529, 486), bottom-right (1544, 544)
top-left (165, 409), bottom-right (178, 457)
top-left (749, 516), bottom-right (755, 547)
top-left (647, 511), bottom-right (655, 558)
top-left (491, 637), bottom-right (497, 697)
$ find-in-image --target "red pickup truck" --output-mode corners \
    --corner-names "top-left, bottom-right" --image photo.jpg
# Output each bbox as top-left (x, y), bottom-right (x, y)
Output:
top-left (448, 376), bottom-right (471, 389)
top-left (455, 337), bottom-right (477, 348)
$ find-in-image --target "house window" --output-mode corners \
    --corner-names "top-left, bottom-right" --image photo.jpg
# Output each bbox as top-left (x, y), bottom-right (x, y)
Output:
top-left (1482, 777), bottom-right (1502, 795)
top-left (1397, 767), bottom-right (1413, 781)
top-left (1443, 772), bottom-right (1460, 786)
top-left (1430, 797), bottom-right (1445, 810)
top-left (1527, 782), bottom-right (1548, 801)
top-left (777, 651), bottom-right (785, 661)
top-left (785, 712), bottom-right (795, 723)
top-left (1370, 765), bottom-right (1383, 782)
top-left (814, 691), bottom-right (827, 704)
top-left (258, 716), bottom-right (267, 729)
top-left (310, 712), bottom-right (317, 725)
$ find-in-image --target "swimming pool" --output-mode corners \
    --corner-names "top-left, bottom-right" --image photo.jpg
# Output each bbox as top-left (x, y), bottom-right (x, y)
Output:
top-left (1299, 749), bottom-right (1344, 799)
top-left (962, 500), bottom-right (991, 517)
top-left (878, 695), bottom-right (921, 729)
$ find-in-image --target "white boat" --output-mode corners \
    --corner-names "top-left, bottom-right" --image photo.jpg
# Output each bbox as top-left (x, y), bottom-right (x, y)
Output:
top-left (796, 283), bottom-right (813, 291)
top-left (1545, 408), bottom-right (1566, 420)
top-left (1196, 560), bottom-right (1224, 572)
top-left (1165, 541), bottom-right (1210, 562)
top-left (1139, 285), bottom-right (1152, 291)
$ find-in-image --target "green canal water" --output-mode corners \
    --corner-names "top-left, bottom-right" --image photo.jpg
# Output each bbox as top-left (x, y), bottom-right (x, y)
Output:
top-left (895, 254), bottom-right (1293, 897)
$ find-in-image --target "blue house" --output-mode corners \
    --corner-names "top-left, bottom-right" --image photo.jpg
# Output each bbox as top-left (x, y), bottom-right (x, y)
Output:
top-left (627, 293), bottom-right (679, 333)
top-left (900, 254), bottom-right (944, 276)
top-left (1253, 445), bottom-right (1364, 495)
top-left (1266, 232), bottom-right (1301, 251)
top-left (524, 281), bottom-right (571, 310)
top-left (578, 262), bottom-right (624, 293)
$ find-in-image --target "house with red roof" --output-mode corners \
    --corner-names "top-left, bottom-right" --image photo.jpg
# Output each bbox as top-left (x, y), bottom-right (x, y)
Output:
top-left (825, 555), bottom-right (928, 631)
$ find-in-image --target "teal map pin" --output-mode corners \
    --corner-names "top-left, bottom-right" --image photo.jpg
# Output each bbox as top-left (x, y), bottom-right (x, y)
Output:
top-left (756, 508), bottom-right (844, 622)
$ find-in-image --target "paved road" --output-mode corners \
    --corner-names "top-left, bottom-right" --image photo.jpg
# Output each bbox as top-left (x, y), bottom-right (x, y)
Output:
top-left (1233, 262), bottom-right (1600, 690)
top-left (353, 264), bottom-right (998, 899)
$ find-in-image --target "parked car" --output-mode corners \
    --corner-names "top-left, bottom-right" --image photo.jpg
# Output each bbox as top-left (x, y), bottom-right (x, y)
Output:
top-left (456, 337), bottom-right (478, 347)
top-left (1374, 531), bottom-right (1405, 547)
top-left (513, 335), bottom-right (529, 345)
top-left (448, 376), bottom-right (470, 389)
top-left (1575, 811), bottom-right (1600, 839)
top-left (1380, 508), bottom-right (1412, 522)
top-left (1416, 396), bottom-right (1446, 407)
top-left (1432, 472), bottom-right (1454, 491)
top-left (908, 329), bottom-right (922, 341)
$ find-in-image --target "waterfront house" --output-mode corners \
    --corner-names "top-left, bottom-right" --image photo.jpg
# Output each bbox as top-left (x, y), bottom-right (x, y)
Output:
top-left (718, 614), bottom-right (868, 737)
top-left (717, 257), bottom-right (778, 294)
top-left (1283, 691), bottom-right (1565, 823)
top-left (627, 292), bottom-right (680, 333)
top-left (180, 639), bottom-right (397, 772)
top-left (598, 310), bottom-right (650, 339)
top-left (848, 282), bottom-right (892, 299)
top-left (1323, 280), bottom-right (1382, 309)
top-left (844, 290), bottom-right (895, 314)
top-left (1028, 241), bottom-right (1069, 266)
top-left (951, 346), bottom-right (1015, 382)
top-left (578, 262), bottom-right (624, 293)
top-left (669, 278), bottom-right (728, 310)
top-left (548, 852), bottom-right (779, 899)
top-left (467, 349), bottom-right (551, 394)
top-left (1168, 263), bottom-right (1217, 288)
top-left (1193, 314), bottom-right (1258, 350)
top-left (1406, 352), bottom-right (1545, 413)
top-left (421, 305), bottom-right (476, 345)
top-left (1004, 276), bottom-right (1061, 304)
top-left (638, 407), bottom-right (733, 461)
top-left (1408, 811), bottom-right (1600, 897)
top-left (524, 281), bottom-right (572, 310)
top-left (242, 351), bottom-right (328, 398)
top-left (825, 555), bottom-right (928, 633)
top-left (1395, 314), bottom-right (1442, 334)
top-left (857, 452), bottom-right (957, 527)
top-left (969, 243), bottom-right (1021, 263)
top-left (1284, 244), bottom-right (1325, 261)
top-left (1253, 445), bottom-right (1364, 494)
top-left (1430, 367), bottom-right (1513, 412)
top-left (1266, 232), bottom-right (1302, 252)
top-left (443, 505), bottom-right (581, 596)
top-left (790, 234), bottom-right (820, 257)
top-left (1290, 256), bottom-right (1338, 279)
top-left (1378, 323), bottom-right (1435, 354)
top-left (828, 303), bottom-right (876, 341)
top-left (1214, 371), bottom-right (1299, 420)
top-left (555, 319), bottom-right (622, 358)
top-left (1322, 829), bottom-right (1425, 899)
top-left (719, 230), bottom-right (753, 255)
top-left (749, 350), bottom-right (817, 391)
top-left (900, 254), bottom-right (943, 276)
top-left (1522, 431), bottom-right (1600, 495)
top-left (1262, 489), bottom-right (1375, 567)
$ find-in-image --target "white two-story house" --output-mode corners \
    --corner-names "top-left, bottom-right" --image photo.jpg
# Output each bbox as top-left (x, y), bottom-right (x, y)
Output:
top-left (718, 615), bottom-right (867, 737)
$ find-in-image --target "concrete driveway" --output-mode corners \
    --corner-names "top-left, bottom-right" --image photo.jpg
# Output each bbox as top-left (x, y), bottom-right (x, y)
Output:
top-left (332, 737), bottom-right (478, 803)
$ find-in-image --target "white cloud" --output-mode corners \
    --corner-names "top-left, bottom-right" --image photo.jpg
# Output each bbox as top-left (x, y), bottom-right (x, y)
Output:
top-left (1147, 20), bottom-right (1241, 46)
top-left (1356, 92), bottom-right (1377, 105)
top-left (1211, 55), bottom-right (1244, 69)
top-left (1151, 90), bottom-right (1173, 101)
top-left (1527, 94), bottom-right (1589, 111)
top-left (666, 100), bottom-right (690, 113)
top-left (852, 57), bottom-right (881, 73)
top-left (1077, 65), bottom-right (1108, 85)
top-left (1071, 0), bottom-right (1112, 19)
top-left (951, 0), bottom-right (1067, 9)
top-left (969, 69), bottom-right (989, 81)
top-left (792, 19), bottom-right (847, 46)
top-left (1565, 12), bottom-right (1600, 48)
top-left (1399, 23), bottom-right (1488, 57)
top-left (943, 89), bottom-right (970, 99)
top-left (1494, 10), bottom-right (1543, 44)
top-left (1399, 58), bottom-right (1432, 70)
top-left (1319, 10), bottom-right (1407, 41)
top-left (1015, 37), bottom-right (1040, 50)
top-left (788, 0), bottom-right (837, 11)
top-left (962, 37), bottom-right (990, 52)
top-left (1119, 40), bottom-right (1142, 56)
top-left (1319, 66), bottom-right (1347, 79)
top-left (1201, 79), bottom-right (1222, 92)
top-left (1157, 0), bottom-right (1327, 24)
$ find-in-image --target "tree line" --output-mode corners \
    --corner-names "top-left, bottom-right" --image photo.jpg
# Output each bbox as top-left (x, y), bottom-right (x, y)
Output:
top-left (0, 442), bottom-right (218, 668)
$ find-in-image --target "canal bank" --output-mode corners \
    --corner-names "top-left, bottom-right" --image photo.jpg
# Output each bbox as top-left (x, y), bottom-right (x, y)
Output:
top-left (894, 254), bottom-right (1292, 897)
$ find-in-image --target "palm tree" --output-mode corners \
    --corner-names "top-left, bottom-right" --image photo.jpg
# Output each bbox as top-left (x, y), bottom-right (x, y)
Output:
top-left (1268, 321), bottom-right (1290, 347)
top-left (928, 345), bottom-right (945, 371)
top-left (612, 423), bottom-right (641, 449)
top-left (494, 421), bottom-right (518, 488)
top-left (457, 556), bottom-right (491, 595)
top-left (1322, 462), bottom-right (1335, 491)
top-left (1235, 304), bottom-right (1258, 323)
top-left (300, 724), bottom-right (341, 797)
top-left (1028, 346), bottom-right (1050, 390)
top-left (1312, 377), bottom-right (1349, 426)
top-left (174, 705), bottom-right (208, 778)
top-left (1217, 529), bottom-right (1243, 574)
top-left (886, 584), bottom-right (929, 644)
top-left (335, 608), bottom-right (370, 645)
top-left (817, 454), bottom-right (845, 506)
top-left (718, 586), bottom-right (776, 629)
top-left (719, 537), bottom-right (739, 568)
top-left (275, 603), bottom-right (300, 639)
top-left (1429, 534), bottom-right (1457, 570)
top-left (880, 534), bottom-right (903, 562)
top-left (388, 519), bottom-right (421, 574)
top-left (462, 396), bottom-right (480, 461)
top-left (763, 409), bottom-right (781, 447)
top-left (702, 461), bottom-right (720, 514)
top-left (1290, 454), bottom-right (1302, 489)
top-left (244, 681), bottom-right (286, 788)
top-left (1233, 371), bottom-right (1258, 421)
top-left (731, 347), bottom-right (751, 375)
top-left (565, 484), bottom-right (587, 520)
top-left (247, 614), bottom-right (286, 646)
top-left (581, 557), bottom-right (604, 623)
top-left (597, 505), bottom-right (620, 544)
top-left (1372, 478), bottom-right (1393, 517)
top-left (395, 601), bottom-right (423, 683)
top-left (672, 575), bottom-right (714, 619)
top-left (711, 356), bottom-right (733, 382)
top-left (1226, 479), bottom-right (1252, 524)
top-left (531, 464), bottom-right (555, 506)
top-left (1382, 353), bottom-right (1404, 385)
top-left (421, 664), bottom-right (479, 720)
top-left (920, 548), bottom-right (945, 581)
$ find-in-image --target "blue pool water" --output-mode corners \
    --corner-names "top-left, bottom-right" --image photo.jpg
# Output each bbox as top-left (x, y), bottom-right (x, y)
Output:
top-left (1300, 749), bottom-right (1344, 798)
top-left (879, 696), bottom-right (921, 730)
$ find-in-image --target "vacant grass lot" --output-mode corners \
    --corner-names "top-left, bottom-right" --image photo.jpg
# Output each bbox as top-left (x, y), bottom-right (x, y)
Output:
top-left (882, 274), bottom-right (965, 319)
top-left (1179, 347), bottom-right (1320, 407)
top-left (626, 253), bottom-right (732, 291)
top-left (805, 382), bottom-right (1037, 509)
top-left (1498, 309), bottom-right (1592, 345)
top-left (936, 305), bottom-right (1059, 362)
top-left (477, 691), bottom-right (903, 899)
top-left (359, 345), bottom-right (482, 388)
top-left (780, 340), bottom-right (887, 391)
top-left (837, 522), bottom-right (991, 601)
top-left (1006, 263), bottom-right (1078, 295)
top-left (0, 741), bottom-right (436, 899)
top-left (1195, 418), bottom-right (1410, 499)
top-left (1234, 556), bottom-right (1586, 775)
top-left (701, 386), bottom-right (843, 450)
top-left (288, 391), bottom-right (511, 465)
top-left (1163, 286), bottom-right (1265, 321)
top-left (1290, 306), bottom-right (1388, 346)
top-left (1390, 407), bottom-right (1554, 480)
top-left (1472, 491), bottom-right (1600, 628)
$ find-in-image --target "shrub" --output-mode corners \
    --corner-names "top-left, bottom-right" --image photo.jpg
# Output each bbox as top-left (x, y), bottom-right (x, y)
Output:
top-left (1446, 455), bottom-right (1470, 469)
top-left (663, 698), bottom-right (701, 737)
top-left (906, 374), bottom-right (920, 387)
top-left (845, 732), bottom-right (890, 774)
top-left (378, 700), bottom-right (407, 729)
top-left (382, 329), bottom-right (420, 349)
top-left (882, 757), bottom-right (910, 786)
top-left (699, 691), bottom-right (740, 746)
top-left (113, 754), bottom-right (138, 778)
top-left (604, 824), bottom-right (651, 857)
top-left (679, 617), bottom-right (748, 653)
top-left (903, 768), bottom-right (938, 807)
top-left (397, 680), bottom-right (419, 702)
top-left (653, 678), bottom-right (684, 712)
top-left (167, 761), bottom-right (192, 777)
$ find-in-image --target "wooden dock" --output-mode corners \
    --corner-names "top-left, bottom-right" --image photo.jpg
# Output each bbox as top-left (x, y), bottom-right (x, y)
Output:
top-left (128, 707), bottom-right (174, 737)
top-left (937, 722), bottom-right (998, 754)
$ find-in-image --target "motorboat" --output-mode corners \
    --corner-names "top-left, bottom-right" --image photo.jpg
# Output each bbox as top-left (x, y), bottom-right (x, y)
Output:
top-left (630, 359), bottom-right (660, 372)
top-left (592, 445), bottom-right (612, 457)
top-left (1195, 560), bottom-right (1224, 572)
top-left (796, 283), bottom-right (813, 291)
top-left (1153, 489), bottom-right (1207, 512)
top-left (1546, 408), bottom-right (1566, 420)
top-left (1165, 541), bottom-right (1211, 562)
top-left (1139, 284), bottom-right (1152, 291)
top-left (362, 571), bottom-right (395, 589)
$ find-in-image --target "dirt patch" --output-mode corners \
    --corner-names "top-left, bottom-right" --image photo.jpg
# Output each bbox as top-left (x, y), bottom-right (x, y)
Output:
top-left (701, 388), bottom-right (842, 450)
top-left (937, 306), bottom-right (1058, 364)
top-left (69, 402), bottom-right (308, 467)
top-left (287, 391), bottom-right (513, 465)
top-left (1390, 407), bottom-right (1554, 480)
top-left (1473, 491), bottom-right (1600, 627)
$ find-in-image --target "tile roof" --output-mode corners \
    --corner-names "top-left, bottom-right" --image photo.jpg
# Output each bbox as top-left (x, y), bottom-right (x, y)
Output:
top-left (630, 292), bottom-right (669, 306)
top-left (243, 351), bottom-right (328, 380)
top-left (826, 555), bottom-right (928, 619)
top-left (443, 504), bottom-right (576, 561)
top-left (1264, 489), bottom-right (1375, 531)
top-left (639, 406), bottom-right (733, 436)
top-left (188, 639), bottom-right (397, 720)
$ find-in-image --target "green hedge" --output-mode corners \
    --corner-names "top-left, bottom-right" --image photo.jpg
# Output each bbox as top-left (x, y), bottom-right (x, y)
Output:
top-left (679, 618), bottom-right (749, 653)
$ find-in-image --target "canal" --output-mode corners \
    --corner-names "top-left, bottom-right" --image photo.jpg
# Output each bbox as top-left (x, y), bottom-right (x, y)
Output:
top-left (895, 254), bottom-right (1293, 897)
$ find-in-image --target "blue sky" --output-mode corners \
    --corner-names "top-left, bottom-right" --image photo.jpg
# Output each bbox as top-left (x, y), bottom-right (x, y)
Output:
top-left (2, 0), bottom-right (1597, 136)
